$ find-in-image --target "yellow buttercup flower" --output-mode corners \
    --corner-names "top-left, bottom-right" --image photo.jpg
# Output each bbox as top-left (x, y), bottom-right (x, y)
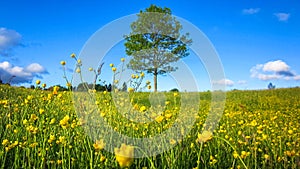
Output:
top-left (23, 119), bottom-right (28, 125)
top-left (121, 58), bottom-right (125, 62)
top-left (112, 67), bottom-right (117, 72)
top-left (49, 118), bottom-right (56, 124)
top-left (66, 82), bottom-right (71, 87)
top-left (139, 106), bottom-right (146, 112)
top-left (140, 72), bottom-right (145, 77)
top-left (165, 113), bottom-right (172, 119)
top-left (240, 151), bottom-right (249, 159)
top-left (109, 63), bottom-right (114, 67)
top-left (27, 95), bottom-right (33, 100)
top-left (30, 114), bottom-right (38, 121)
top-left (233, 151), bottom-right (239, 159)
top-left (26, 125), bottom-right (38, 134)
top-left (170, 139), bottom-right (176, 145)
top-left (250, 120), bottom-right (257, 126)
top-left (262, 134), bottom-right (267, 140)
top-left (114, 144), bottom-right (134, 168)
top-left (53, 86), bottom-right (60, 95)
top-left (12, 141), bottom-right (18, 147)
top-left (285, 150), bottom-right (296, 157)
top-left (6, 124), bottom-right (11, 129)
top-left (2, 139), bottom-right (9, 146)
top-left (128, 87), bottom-right (134, 92)
top-left (264, 154), bottom-right (269, 160)
top-left (29, 142), bottom-right (38, 148)
top-left (197, 130), bottom-right (213, 143)
top-left (39, 108), bottom-right (45, 114)
top-left (93, 139), bottom-right (105, 152)
top-left (133, 104), bottom-right (139, 110)
top-left (56, 136), bottom-right (66, 145)
top-left (59, 115), bottom-right (70, 129)
top-left (100, 155), bottom-right (106, 162)
top-left (155, 115), bottom-right (164, 123)
top-left (48, 134), bottom-right (56, 143)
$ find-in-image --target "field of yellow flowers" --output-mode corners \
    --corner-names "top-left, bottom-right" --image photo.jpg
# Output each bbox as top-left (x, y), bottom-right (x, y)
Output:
top-left (0, 84), bottom-right (300, 168)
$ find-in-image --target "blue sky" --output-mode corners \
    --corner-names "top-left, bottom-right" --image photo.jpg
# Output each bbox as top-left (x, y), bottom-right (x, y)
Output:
top-left (1, 0), bottom-right (300, 91)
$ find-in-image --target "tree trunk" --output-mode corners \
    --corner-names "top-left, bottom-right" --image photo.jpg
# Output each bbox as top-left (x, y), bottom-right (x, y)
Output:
top-left (154, 68), bottom-right (158, 92)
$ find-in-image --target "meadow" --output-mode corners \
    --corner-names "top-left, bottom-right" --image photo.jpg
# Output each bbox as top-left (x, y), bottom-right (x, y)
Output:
top-left (0, 84), bottom-right (300, 169)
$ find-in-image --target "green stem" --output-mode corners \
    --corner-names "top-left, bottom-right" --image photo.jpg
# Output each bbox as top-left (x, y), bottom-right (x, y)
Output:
top-left (1, 150), bottom-right (7, 168)
top-left (134, 146), bottom-right (155, 169)
top-left (196, 142), bottom-right (203, 168)
top-left (214, 136), bottom-right (248, 169)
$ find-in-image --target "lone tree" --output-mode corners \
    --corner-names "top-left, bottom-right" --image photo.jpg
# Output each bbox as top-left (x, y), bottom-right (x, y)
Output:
top-left (124, 4), bottom-right (192, 92)
top-left (268, 82), bottom-right (275, 89)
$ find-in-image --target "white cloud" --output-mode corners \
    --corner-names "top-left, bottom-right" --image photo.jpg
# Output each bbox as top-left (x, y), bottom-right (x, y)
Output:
top-left (250, 60), bottom-right (298, 81)
top-left (26, 63), bottom-right (46, 73)
top-left (263, 60), bottom-right (290, 72)
top-left (237, 80), bottom-right (247, 85)
top-left (243, 8), bottom-right (260, 14)
top-left (0, 61), bottom-right (10, 69)
top-left (0, 61), bottom-right (47, 84)
top-left (257, 74), bottom-right (281, 81)
top-left (213, 78), bottom-right (234, 87)
top-left (294, 75), bottom-right (300, 81)
top-left (274, 13), bottom-right (290, 21)
top-left (0, 28), bottom-right (22, 56)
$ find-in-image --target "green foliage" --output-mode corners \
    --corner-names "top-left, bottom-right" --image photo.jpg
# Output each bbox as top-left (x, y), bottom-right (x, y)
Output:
top-left (170, 88), bottom-right (179, 92)
top-left (124, 4), bottom-right (192, 91)
top-left (76, 82), bottom-right (108, 92)
top-left (268, 82), bottom-right (276, 89)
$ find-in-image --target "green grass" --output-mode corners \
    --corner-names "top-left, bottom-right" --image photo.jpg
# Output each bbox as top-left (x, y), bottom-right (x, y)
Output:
top-left (0, 84), bottom-right (299, 168)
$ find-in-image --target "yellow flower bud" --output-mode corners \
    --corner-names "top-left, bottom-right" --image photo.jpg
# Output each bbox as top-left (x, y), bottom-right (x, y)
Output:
top-left (60, 61), bottom-right (66, 66)
top-left (36, 80), bottom-right (41, 85)
top-left (70, 53), bottom-right (76, 58)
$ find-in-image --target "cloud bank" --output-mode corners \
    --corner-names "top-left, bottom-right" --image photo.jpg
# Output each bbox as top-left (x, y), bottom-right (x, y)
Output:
top-left (213, 78), bottom-right (234, 87)
top-left (237, 80), bottom-right (247, 85)
top-left (0, 61), bottom-right (47, 84)
top-left (0, 28), bottom-right (22, 57)
top-left (274, 13), bottom-right (290, 21)
top-left (250, 60), bottom-right (300, 81)
top-left (243, 8), bottom-right (260, 15)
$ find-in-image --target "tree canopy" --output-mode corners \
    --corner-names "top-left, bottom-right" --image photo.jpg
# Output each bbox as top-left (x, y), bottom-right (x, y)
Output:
top-left (124, 4), bottom-right (192, 91)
